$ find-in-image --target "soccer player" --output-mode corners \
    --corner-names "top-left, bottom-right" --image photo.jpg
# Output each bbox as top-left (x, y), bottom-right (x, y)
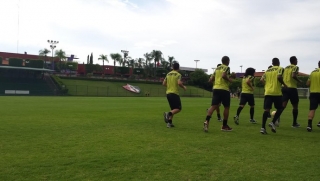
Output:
top-left (207, 63), bottom-right (222, 121)
top-left (306, 61), bottom-right (320, 132)
top-left (234, 68), bottom-right (256, 125)
top-left (282, 56), bottom-right (302, 128)
top-left (260, 58), bottom-right (287, 134)
top-left (163, 62), bottom-right (187, 128)
top-left (260, 65), bottom-right (273, 119)
top-left (204, 56), bottom-right (234, 132)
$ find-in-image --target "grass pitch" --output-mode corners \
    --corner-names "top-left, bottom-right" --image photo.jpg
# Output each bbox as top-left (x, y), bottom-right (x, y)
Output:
top-left (1, 96), bottom-right (320, 181)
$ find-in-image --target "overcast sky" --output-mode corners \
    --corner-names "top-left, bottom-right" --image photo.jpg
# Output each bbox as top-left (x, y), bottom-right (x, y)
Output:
top-left (1, 0), bottom-right (320, 74)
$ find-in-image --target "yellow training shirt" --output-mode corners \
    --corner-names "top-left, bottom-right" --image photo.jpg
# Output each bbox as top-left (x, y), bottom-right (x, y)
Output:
top-left (165, 70), bottom-right (182, 95)
top-left (212, 64), bottom-right (230, 91)
top-left (264, 66), bottom-right (284, 96)
top-left (283, 64), bottom-right (299, 88)
top-left (241, 75), bottom-right (255, 94)
top-left (308, 68), bottom-right (320, 93)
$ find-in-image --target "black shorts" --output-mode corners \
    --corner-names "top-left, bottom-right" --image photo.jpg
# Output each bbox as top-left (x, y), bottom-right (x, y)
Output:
top-left (282, 88), bottom-right (299, 104)
top-left (167, 93), bottom-right (182, 110)
top-left (212, 89), bottom-right (230, 107)
top-left (264, 95), bottom-right (282, 110)
top-left (239, 93), bottom-right (255, 106)
top-left (309, 93), bottom-right (320, 110)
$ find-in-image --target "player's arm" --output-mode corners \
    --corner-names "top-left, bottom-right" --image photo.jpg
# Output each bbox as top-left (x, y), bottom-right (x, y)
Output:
top-left (277, 68), bottom-right (287, 87)
top-left (162, 77), bottom-right (167, 87)
top-left (177, 75), bottom-right (186, 90)
top-left (222, 67), bottom-right (232, 83)
top-left (260, 74), bottom-right (265, 84)
top-left (208, 72), bottom-right (215, 83)
top-left (306, 77), bottom-right (311, 87)
top-left (292, 66), bottom-right (302, 83)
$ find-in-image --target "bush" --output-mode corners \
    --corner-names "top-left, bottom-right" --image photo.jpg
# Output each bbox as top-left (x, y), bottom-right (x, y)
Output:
top-left (26, 59), bottom-right (44, 68)
top-left (9, 58), bottom-right (23, 67)
top-left (51, 75), bottom-right (68, 94)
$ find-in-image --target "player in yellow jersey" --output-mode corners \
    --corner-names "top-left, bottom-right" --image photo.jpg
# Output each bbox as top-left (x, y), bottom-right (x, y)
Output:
top-left (162, 63), bottom-right (187, 128)
top-left (207, 63), bottom-right (222, 122)
top-left (260, 65), bottom-right (273, 119)
top-left (204, 56), bottom-right (234, 132)
top-left (306, 61), bottom-right (320, 132)
top-left (234, 68), bottom-right (256, 125)
top-left (282, 56), bottom-right (302, 128)
top-left (259, 58), bottom-right (287, 134)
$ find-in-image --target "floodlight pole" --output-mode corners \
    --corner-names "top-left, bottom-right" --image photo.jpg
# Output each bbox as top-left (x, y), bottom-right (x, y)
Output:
top-left (240, 65), bottom-right (243, 73)
top-left (194, 60), bottom-right (200, 69)
top-left (48, 40), bottom-right (59, 70)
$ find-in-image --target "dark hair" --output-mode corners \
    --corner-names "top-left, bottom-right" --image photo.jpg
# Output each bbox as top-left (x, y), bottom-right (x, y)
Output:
top-left (173, 62), bottom-right (180, 70)
top-left (268, 65), bottom-right (272, 69)
top-left (244, 67), bottom-right (255, 77)
top-left (318, 61), bottom-right (320, 68)
top-left (217, 64), bottom-right (221, 67)
top-left (290, 56), bottom-right (297, 64)
top-left (221, 56), bottom-right (230, 64)
top-left (272, 58), bottom-right (280, 66)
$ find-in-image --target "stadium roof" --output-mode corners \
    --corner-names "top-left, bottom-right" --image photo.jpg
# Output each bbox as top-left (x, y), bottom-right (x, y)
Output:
top-left (0, 66), bottom-right (54, 72)
top-left (180, 66), bottom-right (208, 72)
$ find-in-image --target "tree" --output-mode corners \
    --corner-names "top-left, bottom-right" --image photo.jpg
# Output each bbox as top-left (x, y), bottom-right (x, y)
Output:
top-left (168, 56), bottom-right (175, 70)
top-left (90, 53), bottom-right (93, 64)
top-left (54, 49), bottom-right (66, 71)
top-left (39, 48), bottom-right (51, 68)
top-left (98, 54), bottom-right (109, 75)
top-left (190, 69), bottom-right (209, 87)
top-left (150, 50), bottom-right (163, 77)
top-left (110, 53), bottom-right (122, 74)
top-left (137, 58), bottom-right (144, 68)
top-left (87, 55), bottom-right (89, 64)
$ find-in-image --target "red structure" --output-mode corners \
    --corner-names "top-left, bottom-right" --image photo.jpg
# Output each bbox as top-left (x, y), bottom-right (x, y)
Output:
top-left (77, 64), bottom-right (133, 76)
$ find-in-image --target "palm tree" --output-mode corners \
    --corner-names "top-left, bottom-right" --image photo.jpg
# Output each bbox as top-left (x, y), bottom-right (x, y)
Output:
top-left (54, 49), bottom-right (66, 71)
top-left (39, 48), bottom-right (51, 68)
top-left (136, 58), bottom-right (144, 68)
top-left (98, 54), bottom-right (109, 75)
top-left (168, 56), bottom-right (176, 70)
top-left (110, 53), bottom-right (122, 74)
top-left (150, 50), bottom-right (163, 77)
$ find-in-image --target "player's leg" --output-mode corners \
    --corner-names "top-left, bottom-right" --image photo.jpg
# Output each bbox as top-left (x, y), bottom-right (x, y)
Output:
top-left (248, 94), bottom-right (256, 123)
top-left (307, 93), bottom-right (319, 132)
top-left (261, 96), bottom-right (272, 134)
top-left (291, 88), bottom-right (300, 128)
top-left (204, 90), bottom-right (221, 132)
top-left (269, 96), bottom-right (284, 133)
top-left (280, 88), bottom-right (289, 125)
top-left (217, 104), bottom-right (222, 121)
top-left (166, 94), bottom-right (181, 128)
top-left (221, 90), bottom-right (232, 131)
top-left (234, 93), bottom-right (246, 125)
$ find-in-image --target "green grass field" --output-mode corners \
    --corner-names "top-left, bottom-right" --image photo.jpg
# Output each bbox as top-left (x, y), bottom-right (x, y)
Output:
top-left (1, 97), bottom-right (320, 181)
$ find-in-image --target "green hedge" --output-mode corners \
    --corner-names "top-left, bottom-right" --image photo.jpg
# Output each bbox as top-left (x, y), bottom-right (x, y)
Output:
top-left (26, 59), bottom-right (44, 68)
top-left (117, 67), bottom-right (130, 74)
top-left (51, 75), bottom-right (69, 94)
top-left (9, 58), bottom-right (23, 67)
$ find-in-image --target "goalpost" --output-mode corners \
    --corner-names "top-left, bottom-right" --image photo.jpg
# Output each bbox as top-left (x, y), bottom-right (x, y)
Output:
top-left (297, 88), bottom-right (310, 99)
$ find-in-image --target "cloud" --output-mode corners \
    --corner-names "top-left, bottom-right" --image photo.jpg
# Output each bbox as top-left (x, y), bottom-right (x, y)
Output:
top-left (0, 0), bottom-right (319, 73)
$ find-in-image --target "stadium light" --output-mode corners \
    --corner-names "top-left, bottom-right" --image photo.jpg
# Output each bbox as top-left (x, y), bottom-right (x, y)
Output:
top-left (240, 65), bottom-right (243, 73)
top-left (48, 40), bottom-right (59, 70)
top-left (194, 60), bottom-right (200, 68)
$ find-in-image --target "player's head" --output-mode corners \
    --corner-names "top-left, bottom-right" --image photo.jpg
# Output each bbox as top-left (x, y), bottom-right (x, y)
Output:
top-left (268, 65), bottom-right (272, 69)
top-left (318, 61), bottom-right (320, 68)
top-left (272, 58), bottom-right (280, 66)
top-left (221, 56), bottom-right (230, 66)
top-left (290, 56), bottom-right (298, 65)
top-left (217, 64), bottom-right (221, 67)
top-left (173, 62), bottom-right (180, 70)
top-left (244, 67), bottom-right (255, 77)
